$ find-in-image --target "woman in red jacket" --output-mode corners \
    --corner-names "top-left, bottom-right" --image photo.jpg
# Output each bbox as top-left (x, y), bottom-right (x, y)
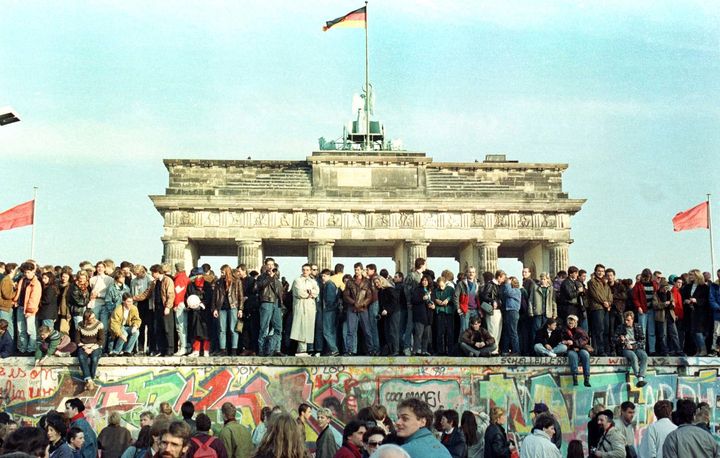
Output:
top-left (669, 275), bottom-right (685, 352)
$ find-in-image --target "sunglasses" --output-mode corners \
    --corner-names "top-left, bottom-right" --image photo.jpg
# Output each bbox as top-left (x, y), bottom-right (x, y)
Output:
top-left (368, 441), bottom-right (382, 447)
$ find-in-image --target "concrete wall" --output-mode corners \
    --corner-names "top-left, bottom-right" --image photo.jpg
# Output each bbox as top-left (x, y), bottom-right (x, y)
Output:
top-left (3, 356), bottom-right (718, 452)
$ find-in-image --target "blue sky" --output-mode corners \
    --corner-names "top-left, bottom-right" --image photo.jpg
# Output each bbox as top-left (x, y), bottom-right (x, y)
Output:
top-left (1, 0), bottom-right (718, 278)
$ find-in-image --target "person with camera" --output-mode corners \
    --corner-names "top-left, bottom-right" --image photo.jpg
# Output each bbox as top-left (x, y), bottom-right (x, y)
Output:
top-left (590, 410), bottom-right (626, 458)
top-left (558, 266), bottom-right (586, 330)
top-left (256, 257), bottom-right (285, 356)
top-left (614, 311), bottom-right (648, 388)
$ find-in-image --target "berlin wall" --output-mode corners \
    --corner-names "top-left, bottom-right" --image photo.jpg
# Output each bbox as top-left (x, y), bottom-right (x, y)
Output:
top-left (2, 357), bottom-right (718, 450)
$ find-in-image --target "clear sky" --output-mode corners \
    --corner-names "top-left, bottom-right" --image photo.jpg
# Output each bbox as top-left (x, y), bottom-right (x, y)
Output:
top-left (1, 0), bottom-right (718, 279)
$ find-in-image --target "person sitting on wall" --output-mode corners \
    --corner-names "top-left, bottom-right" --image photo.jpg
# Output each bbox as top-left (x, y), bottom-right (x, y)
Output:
top-left (560, 315), bottom-right (592, 387)
top-left (614, 311), bottom-right (648, 388)
top-left (459, 316), bottom-right (497, 357)
top-left (35, 325), bottom-right (77, 365)
top-left (533, 318), bottom-right (567, 357)
top-left (109, 293), bottom-right (142, 356)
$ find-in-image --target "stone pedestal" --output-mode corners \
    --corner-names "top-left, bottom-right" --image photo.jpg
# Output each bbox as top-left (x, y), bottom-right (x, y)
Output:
top-left (162, 239), bottom-right (188, 274)
top-left (548, 241), bottom-right (570, 275)
top-left (477, 241), bottom-right (500, 274)
top-left (308, 240), bottom-right (334, 271)
top-left (236, 239), bottom-right (262, 272)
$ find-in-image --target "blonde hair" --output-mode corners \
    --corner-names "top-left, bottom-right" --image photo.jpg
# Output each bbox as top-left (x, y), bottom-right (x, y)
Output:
top-left (509, 277), bottom-right (520, 288)
top-left (490, 407), bottom-right (505, 424)
top-left (690, 269), bottom-right (705, 286)
top-left (133, 264), bottom-right (147, 276)
top-left (108, 411), bottom-right (122, 426)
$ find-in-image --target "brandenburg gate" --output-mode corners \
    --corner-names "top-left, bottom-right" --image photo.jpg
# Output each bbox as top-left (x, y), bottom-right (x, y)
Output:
top-left (151, 151), bottom-right (584, 276)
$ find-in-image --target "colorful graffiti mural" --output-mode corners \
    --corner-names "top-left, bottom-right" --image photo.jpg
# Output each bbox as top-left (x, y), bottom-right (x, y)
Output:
top-left (1, 357), bottom-right (718, 452)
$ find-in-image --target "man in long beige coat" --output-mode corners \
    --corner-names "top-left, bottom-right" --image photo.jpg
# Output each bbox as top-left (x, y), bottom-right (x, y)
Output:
top-left (290, 263), bottom-right (320, 356)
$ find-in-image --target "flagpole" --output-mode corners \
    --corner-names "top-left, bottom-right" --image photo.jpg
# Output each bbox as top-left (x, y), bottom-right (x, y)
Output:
top-left (30, 186), bottom-right (37, 259)
top-left (709, 193), bottom-right (716, 274)
top-left (364, 0), bottom-right (370, 151)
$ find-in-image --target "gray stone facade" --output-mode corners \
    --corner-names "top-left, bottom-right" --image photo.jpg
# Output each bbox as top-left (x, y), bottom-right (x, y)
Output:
top-left (151, 151), bottom-right (584, 275)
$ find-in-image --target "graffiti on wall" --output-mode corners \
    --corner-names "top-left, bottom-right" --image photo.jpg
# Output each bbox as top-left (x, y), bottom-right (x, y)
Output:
top-left (1, 358), bottom-right (719, 449)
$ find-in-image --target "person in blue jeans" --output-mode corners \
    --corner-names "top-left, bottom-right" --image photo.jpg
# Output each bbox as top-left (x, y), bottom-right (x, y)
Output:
top-left (365, 264), bottom-right (381, 355)
top-left (501, 277), bottom-right (522, 355)
top-left (319, 269), bottom-right (340, 356)
top-left (76, 309), bottom-right (104, 391)
top-left (614, 311), bottom-right (648, 388)
top-left (110, 294), bottom-right (141, 355)
top-left (533, 318), bottom-right (567, 357)
top-left (256, 258), bottom-right (285, 356)
top-left (561, 314), bottom-right (592, 387)
top-left (212, 265), bottom-right (243, 356)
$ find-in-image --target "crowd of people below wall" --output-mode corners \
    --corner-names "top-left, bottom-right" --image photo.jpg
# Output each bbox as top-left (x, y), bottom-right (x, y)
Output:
top-left (0, 257), bottom-right (719, 389)
top-left (0, 395), bottom-right (716, 458)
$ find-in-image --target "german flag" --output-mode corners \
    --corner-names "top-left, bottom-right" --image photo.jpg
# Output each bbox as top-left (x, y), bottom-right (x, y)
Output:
top-left (323, 6), bottom-right (366, 31)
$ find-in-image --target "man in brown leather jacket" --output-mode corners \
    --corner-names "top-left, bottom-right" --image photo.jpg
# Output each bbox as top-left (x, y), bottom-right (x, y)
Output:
top-left (342, 262), bottom-right (375, 356)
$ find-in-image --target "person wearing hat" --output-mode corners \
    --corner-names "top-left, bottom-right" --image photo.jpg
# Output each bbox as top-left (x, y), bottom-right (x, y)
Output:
top-left (560, 314), bottom-right (592, 387)
top-left (531, 403), bottom-right (562, 450)
top-left (186, 267), bottom-right (211, 357)
top-left (592, 410), bottom-right (625, 458)
top-left (520, 413), bottom-right (561, 458)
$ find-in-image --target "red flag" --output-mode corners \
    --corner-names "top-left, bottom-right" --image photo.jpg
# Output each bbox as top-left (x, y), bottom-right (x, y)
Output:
top-left (0, 200), bottom-right (34, 232)
top-left (672, 201), bottom-right (709, 232)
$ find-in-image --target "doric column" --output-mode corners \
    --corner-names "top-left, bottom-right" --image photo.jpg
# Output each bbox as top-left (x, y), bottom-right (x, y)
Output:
top-left (458, 241), bottom-right (479, 274)
top-left (236, 239), bottom-right (262, 272)
top-left (477, 241), bottom-right (500, 275)
top-left (308, 240), bottom-right (334, 271)
top-left (548, 241), bottom-right (570, 275)
top-left (184, 240), bottom-right (199, 272)
top-left (406, 240), bottom-right (429, 274)
top-left (162, 238), bottom-right (188, 274)
top-left (393, 242), bottom-right (408, 275)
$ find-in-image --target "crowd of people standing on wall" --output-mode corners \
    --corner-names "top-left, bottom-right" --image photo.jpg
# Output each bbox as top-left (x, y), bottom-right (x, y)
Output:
top-left (0, 257), bottom-right (719, 387)
top-left (0, 394), bottom-right (716, 458)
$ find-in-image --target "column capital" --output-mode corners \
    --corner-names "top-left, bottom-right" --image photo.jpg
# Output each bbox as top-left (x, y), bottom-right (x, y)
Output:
top-left (405, 239), bottom-right (430, 247)
top-left (309, 239), bottom-right (335, 247)
top-left (161, 237), bottom-right (188, 244)
top-left (547, 240), bottom-right (571, 248)
top-left (235, 238), bottom-right (262, 246)
top-left (476, 240), bottom-right (501, 248)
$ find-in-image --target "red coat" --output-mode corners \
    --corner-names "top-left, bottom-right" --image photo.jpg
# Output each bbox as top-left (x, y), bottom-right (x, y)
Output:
top-left (632, 281), bottom-right (658, 313)
top-left (333, 443), bottom-right (362, 458)
top-left (173, 271), bottom-right (189, 307)
top-left (671, 287), bottom-right (684, 320)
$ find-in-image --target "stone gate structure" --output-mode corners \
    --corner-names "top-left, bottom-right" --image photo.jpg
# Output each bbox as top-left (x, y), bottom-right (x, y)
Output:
top-left (151, 151), bottom-right (584, 275)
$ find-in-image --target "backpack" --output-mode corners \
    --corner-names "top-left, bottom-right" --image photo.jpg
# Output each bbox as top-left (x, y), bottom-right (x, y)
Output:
top-left (190, 436), bottom-right (218, 458)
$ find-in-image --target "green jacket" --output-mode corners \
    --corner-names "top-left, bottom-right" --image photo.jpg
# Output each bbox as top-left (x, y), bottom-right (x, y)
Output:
top-left (220, 420), bottom-right (252, 458)
top-left (433, 286), bottom-right (456, 314)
